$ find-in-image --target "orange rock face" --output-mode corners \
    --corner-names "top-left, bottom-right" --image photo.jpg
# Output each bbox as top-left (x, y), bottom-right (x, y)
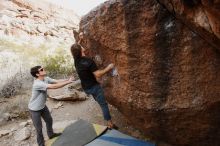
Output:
top-left (158, 0), bottom-right (220, 50)
top-left (79, 0), bottom-right (220, 146)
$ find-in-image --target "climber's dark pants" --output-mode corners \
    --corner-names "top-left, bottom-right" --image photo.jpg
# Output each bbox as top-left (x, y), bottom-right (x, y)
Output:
top-left (85, 84), bottom-right (111, 121)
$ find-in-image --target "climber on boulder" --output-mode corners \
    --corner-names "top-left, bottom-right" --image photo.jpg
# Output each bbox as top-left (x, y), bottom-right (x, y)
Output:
top-left (70, 32), bottom-right (118, 129)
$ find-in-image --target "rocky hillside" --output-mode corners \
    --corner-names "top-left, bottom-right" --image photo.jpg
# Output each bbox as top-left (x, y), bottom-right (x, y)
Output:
top-left (78, 0), bottom-right (220, 146)
top-left (0, 0), bottom-right (79, 95)
top-left (0, 0), bottom-right (79, 46)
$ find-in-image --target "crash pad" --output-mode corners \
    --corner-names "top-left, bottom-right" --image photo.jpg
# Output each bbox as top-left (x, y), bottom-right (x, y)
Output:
top-left (46, 119), bottom-right (107, 146)
top-left (85, 129), bottom-right (155, 146)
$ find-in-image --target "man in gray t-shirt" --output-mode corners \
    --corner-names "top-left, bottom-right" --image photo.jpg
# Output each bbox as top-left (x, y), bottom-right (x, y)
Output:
top-left (28, 77), bottom-right (56, 111)
top-left (29, 66), bottom-right (74, 146)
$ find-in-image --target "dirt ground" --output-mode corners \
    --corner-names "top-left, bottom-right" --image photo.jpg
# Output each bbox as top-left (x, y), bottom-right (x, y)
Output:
top-left (0, 87), bottom-right (171, 146)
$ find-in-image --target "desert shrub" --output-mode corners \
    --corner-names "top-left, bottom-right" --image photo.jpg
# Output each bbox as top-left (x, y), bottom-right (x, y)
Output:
top-left (0, 37), bottom-right (76, 78)
top-left (0, 58), bottom-right (30, 98)
top-left (0, 71), bottom-right (27, 98)
top-left (0, 95), bottom-right (29, 119)
top-left (41, 49), bottom-right (75, 78)
top-left (0, 77), bottom-right (22, 98)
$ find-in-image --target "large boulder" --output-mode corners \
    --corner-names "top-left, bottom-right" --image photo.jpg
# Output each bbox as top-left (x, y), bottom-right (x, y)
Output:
top-left (158, 0), bottom-right (220, 50)
top-left (79, 0), bottom-right (220, 146)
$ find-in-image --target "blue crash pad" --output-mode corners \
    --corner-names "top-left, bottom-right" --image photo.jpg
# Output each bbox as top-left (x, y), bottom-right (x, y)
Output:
top-left (86, 129), bottom-right (155, 146)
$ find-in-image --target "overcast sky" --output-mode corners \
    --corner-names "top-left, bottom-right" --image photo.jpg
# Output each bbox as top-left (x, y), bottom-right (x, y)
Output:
top-left (45, 0), bottom-right (107, 16)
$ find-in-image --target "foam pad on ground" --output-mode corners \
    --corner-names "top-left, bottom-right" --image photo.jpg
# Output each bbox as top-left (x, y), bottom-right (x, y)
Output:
top-left (49, 119), bottom-right (107, 146)
top-left (86, 129), bottom-right (155, 146)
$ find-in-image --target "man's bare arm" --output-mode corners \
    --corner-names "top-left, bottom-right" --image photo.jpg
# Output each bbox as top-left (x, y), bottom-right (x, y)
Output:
top-left (53, 76), bottom-right (75, 83)
top-left (93, 63), bottom-right (114, 79)
top-left (47, 78), bottom-right (74, 89)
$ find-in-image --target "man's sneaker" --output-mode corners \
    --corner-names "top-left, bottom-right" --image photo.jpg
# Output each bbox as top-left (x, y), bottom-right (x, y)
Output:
top-left (49, 133), bottom-right (62, 139)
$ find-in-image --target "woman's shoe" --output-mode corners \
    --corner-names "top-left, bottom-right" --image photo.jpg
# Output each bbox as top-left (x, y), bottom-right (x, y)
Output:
top-left (108, 124), bottom-right (119, 130)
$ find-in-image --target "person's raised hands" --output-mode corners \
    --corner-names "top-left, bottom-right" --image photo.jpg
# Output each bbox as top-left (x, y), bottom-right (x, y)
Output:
top-left (68, 76), bottom-right (75, 83)
top-left (107, 63), bottom-right (114, 70)
top-left (79, 32), bottom-right (84, 40)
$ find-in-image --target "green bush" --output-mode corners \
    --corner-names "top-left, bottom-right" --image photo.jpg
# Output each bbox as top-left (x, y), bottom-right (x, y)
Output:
top-left (41, 51), bottom-right (75, 78)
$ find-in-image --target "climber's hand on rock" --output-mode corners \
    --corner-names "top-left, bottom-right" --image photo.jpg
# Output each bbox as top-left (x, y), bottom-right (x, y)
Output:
top-left (107, 63), bottom-right (114, 70)
top-left (79, 32), bottom-right (84, 40)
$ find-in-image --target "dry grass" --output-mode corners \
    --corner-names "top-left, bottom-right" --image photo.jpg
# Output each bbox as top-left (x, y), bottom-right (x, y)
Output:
top-left (0, 69), bottom-right (31, 98)
top-left (0, 73), bottom-right (23, 98)
top-left (0, 94), bottom-right (30, 119)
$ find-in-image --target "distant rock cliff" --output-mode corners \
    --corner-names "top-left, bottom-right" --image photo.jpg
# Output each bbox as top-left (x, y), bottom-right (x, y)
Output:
top-left (79, 0), bottom-right (220, 146)
top-left (0, 0), bottom-right (79, 45)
